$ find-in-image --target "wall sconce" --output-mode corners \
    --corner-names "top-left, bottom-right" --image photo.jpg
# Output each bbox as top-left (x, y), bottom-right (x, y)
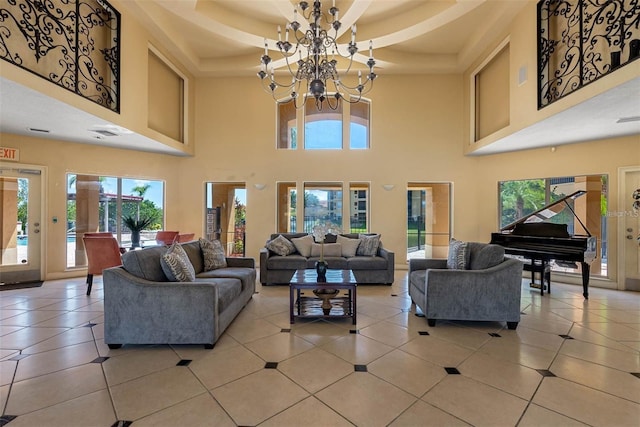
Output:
top-left (382, 184), bottom-right (395, 191)
top-left (254, 183), bottom-right (267, 190)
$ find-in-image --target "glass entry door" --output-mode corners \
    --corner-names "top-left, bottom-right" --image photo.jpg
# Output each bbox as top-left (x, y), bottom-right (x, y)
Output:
top-left (407, 183), bottom-right (451, 260)
top-left (1, 166), bottom-right (42, 284)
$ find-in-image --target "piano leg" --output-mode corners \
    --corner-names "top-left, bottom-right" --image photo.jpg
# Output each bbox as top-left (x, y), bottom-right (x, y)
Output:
top-left (581, 262), bottom-right (590, 299)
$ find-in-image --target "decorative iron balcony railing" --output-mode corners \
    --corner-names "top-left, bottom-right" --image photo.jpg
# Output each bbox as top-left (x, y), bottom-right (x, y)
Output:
top-left (0, 0), bottom-right (120, 112)
top-left (538, 0), bottom-right (640, 109)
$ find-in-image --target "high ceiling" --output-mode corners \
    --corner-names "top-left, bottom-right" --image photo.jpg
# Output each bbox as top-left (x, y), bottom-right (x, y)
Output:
top-left (1, 0), bottom-right (638, 155)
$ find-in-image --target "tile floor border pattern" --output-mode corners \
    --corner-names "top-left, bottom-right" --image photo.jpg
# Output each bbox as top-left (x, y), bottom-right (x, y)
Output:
top-left (0, 272), bottom-right (639, 426)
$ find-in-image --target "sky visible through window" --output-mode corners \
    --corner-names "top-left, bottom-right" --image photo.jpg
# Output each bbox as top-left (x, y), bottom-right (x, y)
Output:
top-left (305, 120), bottom-right (367, 149)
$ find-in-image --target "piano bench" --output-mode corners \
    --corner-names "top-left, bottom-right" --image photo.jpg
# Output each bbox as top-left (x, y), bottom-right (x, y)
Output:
top-left (523, 261), bottom-right (551, 295)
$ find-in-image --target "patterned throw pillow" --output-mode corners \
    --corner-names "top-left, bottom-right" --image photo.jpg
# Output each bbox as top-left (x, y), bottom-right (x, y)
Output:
top-left (199, 238), bottom-right (227, 271)
top-left (160, 242), bottom-right (196, 281)
top-left (291, 234), bottom-right (314, 257)
top-left (337, 235), bottom-right (360, 257)
top-left (266, 234), bottom-right (295, 256)
top-left (356, 234), bottom-right (380, 256)
top-left (447, 239), bottom-right (469, 270)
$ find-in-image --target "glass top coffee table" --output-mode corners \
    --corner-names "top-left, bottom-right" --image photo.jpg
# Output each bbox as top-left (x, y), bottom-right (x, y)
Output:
top-left (289, 269), bottom-right (357, 324)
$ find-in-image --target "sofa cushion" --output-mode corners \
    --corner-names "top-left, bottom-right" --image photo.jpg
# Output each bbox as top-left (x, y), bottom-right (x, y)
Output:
top-left (267, 254), bottom-right (308, 270)
top-left (161, 242), bottom-right (196, 282)
top-left (308, 256), bottom-right (348, 269)
top-left (337, 235), bottom-right (360, 257)
top-left (447, 239), bottom-right (470, 270)
top-left (121, 246), bottom-right (168, 281)
top-left (266, 234), bottom-right (296, 256)
top-left (347, 256), bottom-right (388, 270)
top-left (194, 277), bottom-right (241, 314)
top-left (356, 234), bottom-right (380, 256)
top-left (311, 243), bottom-right (342, 257)
top-left (468, 243), bottom-right (505, 270)
top-left (181, 240), bottom-right (204, 274)
top-left (197, 267), bottom-right (256, 292)
top-left (200, 238), bottom-right (227, 270)
top-left (291, 234), bottom-right (314, 257)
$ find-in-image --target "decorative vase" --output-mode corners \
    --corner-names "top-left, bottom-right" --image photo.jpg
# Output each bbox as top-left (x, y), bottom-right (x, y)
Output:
top-left (316, 260), bottom-right (328, 281)
top-left (131, 230), bottom-right (141, 248)
top-left (313, 287), bottom-right (339, 315)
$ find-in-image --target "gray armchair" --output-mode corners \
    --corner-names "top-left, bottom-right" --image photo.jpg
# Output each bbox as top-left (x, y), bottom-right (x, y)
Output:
top-left (408, 242), bottom-right (523, 329)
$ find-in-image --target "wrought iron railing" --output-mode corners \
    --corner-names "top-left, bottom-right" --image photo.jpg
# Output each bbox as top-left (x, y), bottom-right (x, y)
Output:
top-left (0, 0), bottom-right (120, 112)
top-left (538, 0), bottom-right (640, 109)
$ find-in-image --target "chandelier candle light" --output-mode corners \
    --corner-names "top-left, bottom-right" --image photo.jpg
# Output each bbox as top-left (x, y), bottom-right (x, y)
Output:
top-left (258, 0), bottom-right (376, 110)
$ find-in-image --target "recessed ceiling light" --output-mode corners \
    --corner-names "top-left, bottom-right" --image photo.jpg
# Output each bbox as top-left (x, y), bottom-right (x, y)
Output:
top-left (616, 116), bottom-right (640, 123)
top-left (27, 127), bottom-right (50, 133)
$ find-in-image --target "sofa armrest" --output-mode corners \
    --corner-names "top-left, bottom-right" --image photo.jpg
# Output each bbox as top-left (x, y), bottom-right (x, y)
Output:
top-left (259, 248), bottom-right (270, 284)
top-left (409, 258), bottom-right (447, 273)
top-left (225, 257), bottom-right (255, 268)
top-left (378, 247), bottom-right (395, 284)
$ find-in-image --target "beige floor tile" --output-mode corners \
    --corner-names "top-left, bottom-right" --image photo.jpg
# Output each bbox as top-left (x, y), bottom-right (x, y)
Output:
top-left (245, 330), bottom-right (315, 362)
top-left (577, 320), bottom-right (640, 342)
top-left (320, 333), bottom-right (394, 365)
top-left (3, 298), bottom-right (65, 311)
top-left (368, 349), bottom-right (447, 397)
top-left (458, 351), bottom-right (543, 399)
top-left (34, 310), bottom-right (103, 328)
top-left (357, 300), bottom-right (404, 320)
top-left (518, 403), bottom-right (589, 427)
top-left (0, 360), bottom-right (17, 386)
top-left (359, 320), bottom-right (413, 347)
top-left (0, 349), bottom-right (20, 361)
top-left (260, 396), bottom-right (353, 427)
top-left (0, 325), bottom-right (23, 337)
top-left (517, 314), bottom-right (573, 335)
top-left (422, 375), bottom-right (528, 427)
top-left (384, 310), bottom-right (432, 333)
top-left (110, 366), bottom-right (206, 421)
top-left (0, 326), bottom-right (69, 350)
top-left (388, 399), bottom-right (471, 426)
top-left (478, 337), bottom-right (557, 369)
top-left (532, 377), bottom-right (640, 426)
top-left (277, 347), bottom-right (354, 393)
top-left (0, 297), bottom-right (28, 308)
top-left (422, 322), bottom-right (494, 350)
top-left (22, 326), bottom-right (95, 354)
top-left (189, 344), bottom-right (265, 389)
top-left (5, 389), bottom-right (116, 427)
top-left (621, 340), bottom-right (640, 351)
top-left (550, 307), bottom-right (609, 323)
top-left (211, 369), bottom-right (309, 426)
top-left (15, 341), bottom-right (99, 381)
top-left (0, 309), bottom-right (67, 326)
top-left (567, 323), bottom-right (637, 351)
top-left (550, 354), bottom-right (640, 403)
top-left (591, 309), bottom-right (640, 323)
top-left (316, 372), bottom-right (416, 427)
top-left (0, 384), bottom-right (9, 415)
top-left (399, 335), bottom-right (474, 367)
top-left (5, 363), bottom-right (106, 415)
top-left (102, 346), bottom-right (180, 386)
top-left (503, 325), bottom-right (566, 352)
top-left (224, 316), bottom-right (282, 344)
top-left (134, 392), bottom-right (236, 427)
top-left (559, 338), bottom-right (640, 372)
top-left (0, 309), bottom-right (27, 321)
top-left (292, 320), bottom-right (350, 345)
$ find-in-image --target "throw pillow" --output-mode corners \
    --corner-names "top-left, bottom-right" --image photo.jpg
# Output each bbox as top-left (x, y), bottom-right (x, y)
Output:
top-left (291, 234), bottom-right (314, 257)
top-left (311, 243), bottom-right (342, 257)
top-left (266, 234), bottom-right (295, 256)
top-left (356, 234), bottom-right (380, 257)
top-left (199, 238), bottom-right (227, 271)
top-left (447, 239), bottom-right (469, 270)
top-left (337, 235), bottom-right (360, 257)
top-left (161, 242), bottom-right (196, 281)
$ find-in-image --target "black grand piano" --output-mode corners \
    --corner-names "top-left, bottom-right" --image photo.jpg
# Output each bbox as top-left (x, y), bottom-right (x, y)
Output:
top-left (490, 190), bottom-right (597, 299)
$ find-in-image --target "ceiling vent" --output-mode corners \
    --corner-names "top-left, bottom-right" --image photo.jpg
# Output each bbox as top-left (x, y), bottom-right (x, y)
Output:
top-left (91, 129), bottom-right (119, 137)
top-left (616, 116), bottom-right (640, 123)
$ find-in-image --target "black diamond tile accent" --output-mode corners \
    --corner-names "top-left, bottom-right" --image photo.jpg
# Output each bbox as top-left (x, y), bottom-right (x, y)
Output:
top-left (84, 322), bottom-right (97, 328)
top-left (630, 372), bottom-right (640, 379)
top-left (265, 362), bottom-right (278, 369)
top-left (176, 359), bottom-right (192, 366)
top-left (349, 329), bottom-right (359, 334)
top-left (558, 334), bottom-right (574, 339)
top-left (414, 313), bottom-right (425, 317)
top-left (444, 367), bottom-right (460, 375)
top-left (489, 332), bottom-right (501, 337)
top-left (536, 369), bottom-right (556, 377)
top-left (1, 415), bottom-right (17, 426)
top-left (354, 364), bottom-right (367, 372)
top-left (391, 294), bottom-right (398, 297)
top-left (111, 421), bottom-right (133, 427)
top-left (521, 311), bottom-right (527, 315)
top-left (91, 356), bottom-right (109, 364)
top-left (281, 328), bottom-right (291, 333)
top-left (418, 331), bottom-right (430, 336)
top-left (9, 354), bottom-right (29, 361)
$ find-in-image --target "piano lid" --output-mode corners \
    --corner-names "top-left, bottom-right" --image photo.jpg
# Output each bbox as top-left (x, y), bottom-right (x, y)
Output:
top-left (500, 190), bottom-right (592, 237)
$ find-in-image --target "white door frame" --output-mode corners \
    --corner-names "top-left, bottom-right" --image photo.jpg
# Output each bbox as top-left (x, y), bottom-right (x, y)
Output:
top-left (617, 166), bottom-right (640, 290)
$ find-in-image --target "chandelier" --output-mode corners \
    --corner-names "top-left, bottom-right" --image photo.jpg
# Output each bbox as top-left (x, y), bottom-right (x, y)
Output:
top-left (258, 0), bottom-right (376, 110)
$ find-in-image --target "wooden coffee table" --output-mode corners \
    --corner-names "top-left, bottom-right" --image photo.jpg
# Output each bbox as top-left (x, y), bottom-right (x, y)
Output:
top-left (289, 269), bottom-right (357, 324)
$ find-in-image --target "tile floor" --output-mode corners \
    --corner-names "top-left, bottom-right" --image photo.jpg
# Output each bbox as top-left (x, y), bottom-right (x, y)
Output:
top-left (1, 271), bottom-right (639, 426)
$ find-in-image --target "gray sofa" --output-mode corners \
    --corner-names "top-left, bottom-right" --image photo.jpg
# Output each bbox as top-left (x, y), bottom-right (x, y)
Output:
top-left (408, 242), bottom-right (523, 329)
top-left (103, 240), bottom-right (256, 349)
top-left (260, 232), bottom-right (394, 285)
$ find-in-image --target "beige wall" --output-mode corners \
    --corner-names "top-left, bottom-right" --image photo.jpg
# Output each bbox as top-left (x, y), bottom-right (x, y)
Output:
top-left (1, 0), bottom-right (637, 288)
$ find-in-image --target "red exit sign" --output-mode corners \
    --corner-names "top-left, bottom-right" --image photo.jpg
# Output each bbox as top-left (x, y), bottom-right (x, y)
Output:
top-left (0, 147), bottom-right (19, 161)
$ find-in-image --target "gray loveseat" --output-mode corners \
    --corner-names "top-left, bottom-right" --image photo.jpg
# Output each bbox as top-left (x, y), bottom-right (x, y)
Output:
top-left (409, 242), bottom-right (523, 329)
top-left (260, 232), bottom-right (394, 285)
top-left (103, 240), bottom-right (256, 349)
